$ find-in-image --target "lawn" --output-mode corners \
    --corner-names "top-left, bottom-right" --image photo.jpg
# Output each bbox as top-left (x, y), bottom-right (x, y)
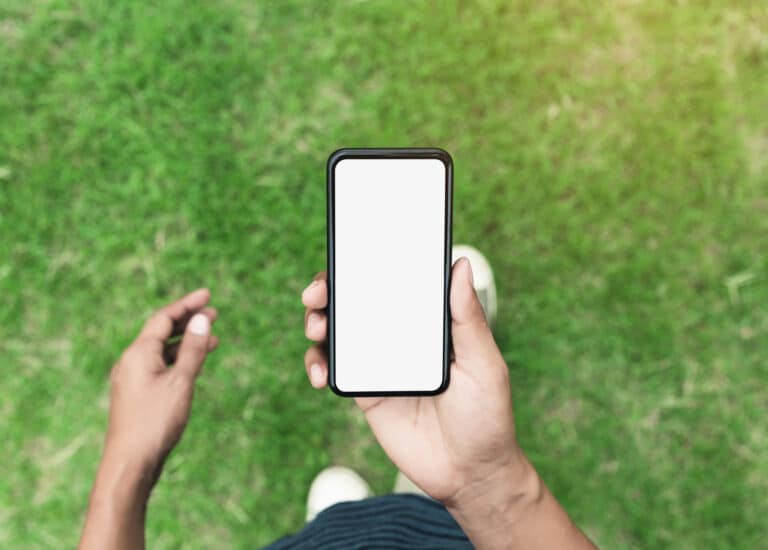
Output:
top-left (1, 0), bottom-right (767, 548)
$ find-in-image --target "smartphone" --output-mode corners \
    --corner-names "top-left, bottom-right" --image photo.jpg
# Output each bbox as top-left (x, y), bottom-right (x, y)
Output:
top-left (327, 148), bottom-right (453, 397)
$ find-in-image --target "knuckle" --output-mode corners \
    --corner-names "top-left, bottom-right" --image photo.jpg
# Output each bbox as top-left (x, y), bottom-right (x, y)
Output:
top-left (188, 337), bottom-right (209, 352)
top-left (116, 350), bottom-right (133, 369)
top-left (120, 344), bottom-right (145, 364)
top-left (150, 308), bottom-right (167, 323)
top-left (172, 370), bottom-right (194, 390)
top-left (146, 310), bottom-right (171, 333)
top-left (143, 311), bottom-right (161, 329)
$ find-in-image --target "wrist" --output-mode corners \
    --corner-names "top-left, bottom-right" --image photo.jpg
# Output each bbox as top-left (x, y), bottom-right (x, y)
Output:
top-left (445, 450), bottom-right (544, 535)
top-left (91, 448), bottom-right (157, 507)
top-left (80, 448), bottom-right (154, 550)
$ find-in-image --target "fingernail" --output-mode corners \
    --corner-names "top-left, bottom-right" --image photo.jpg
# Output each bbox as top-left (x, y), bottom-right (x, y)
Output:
top-left (188, 313), bottom-right (210, 335)
top-left (310, 363), bottom-right (324, 386)
top-left (462, 257), bottom-right (474, 287)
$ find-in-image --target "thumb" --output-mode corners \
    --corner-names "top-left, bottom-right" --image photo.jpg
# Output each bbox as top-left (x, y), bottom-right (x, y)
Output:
top-left (175, 313), bottom-right (211, 380)
top-left (450, 257), bottom-right (501, 365)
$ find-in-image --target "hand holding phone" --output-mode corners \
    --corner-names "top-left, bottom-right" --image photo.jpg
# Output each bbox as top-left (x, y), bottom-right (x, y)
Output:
top-left (303, 155), bottom-right (597, 548)
top-left (302, 149), bottom-right (525, 508)
top-left (303, 147), bottom-right (524, 506)
top-left (301, 258), bottom-right (527, 519)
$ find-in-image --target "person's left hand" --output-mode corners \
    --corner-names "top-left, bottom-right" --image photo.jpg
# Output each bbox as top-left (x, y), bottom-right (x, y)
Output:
top-left (102, 288), bottom-right (219, 485)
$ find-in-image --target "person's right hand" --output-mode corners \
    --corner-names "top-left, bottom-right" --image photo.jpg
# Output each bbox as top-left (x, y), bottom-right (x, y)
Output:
top-left (301, 258), bottom-right (538, 512)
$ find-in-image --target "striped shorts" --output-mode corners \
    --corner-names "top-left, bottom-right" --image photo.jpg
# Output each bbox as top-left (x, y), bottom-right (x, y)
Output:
top-left (265, 494), bottom-right (473, 549)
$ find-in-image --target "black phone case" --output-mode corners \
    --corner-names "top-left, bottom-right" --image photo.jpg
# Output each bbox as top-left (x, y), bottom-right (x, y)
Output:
top-left (326, 147), bottom-right (453, 397)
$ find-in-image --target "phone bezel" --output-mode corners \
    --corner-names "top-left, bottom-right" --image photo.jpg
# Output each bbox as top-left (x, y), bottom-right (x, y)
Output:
top-left (326, 147), bottom-right (453, 397)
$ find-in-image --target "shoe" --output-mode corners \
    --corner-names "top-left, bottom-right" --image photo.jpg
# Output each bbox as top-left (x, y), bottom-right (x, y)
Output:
top-left (393, 471), bottom-right (428, 497)
top-left (306, 466), bottom-right (372, 522)
top-left (452, 244), bottom-right (497, 327)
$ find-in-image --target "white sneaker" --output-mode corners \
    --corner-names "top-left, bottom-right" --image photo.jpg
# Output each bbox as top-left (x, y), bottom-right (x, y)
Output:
top-left (393, 471), bottom-right (427, 497)
top-left (452, 244), bottom-right (497, 327)
top-left (305, 466), bottom-right (372, 522)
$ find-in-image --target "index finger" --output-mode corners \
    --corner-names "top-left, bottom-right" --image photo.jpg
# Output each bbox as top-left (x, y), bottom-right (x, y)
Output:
top-left (137, 288), bottom-right (211, 349)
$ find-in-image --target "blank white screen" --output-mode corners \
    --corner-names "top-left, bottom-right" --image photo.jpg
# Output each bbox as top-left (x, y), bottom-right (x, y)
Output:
top-left (334, 158), bottom-right (447, 393)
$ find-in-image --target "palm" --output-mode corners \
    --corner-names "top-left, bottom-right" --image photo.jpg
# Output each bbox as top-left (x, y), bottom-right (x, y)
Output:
top-left (356, 357), bottom-right (515, 501)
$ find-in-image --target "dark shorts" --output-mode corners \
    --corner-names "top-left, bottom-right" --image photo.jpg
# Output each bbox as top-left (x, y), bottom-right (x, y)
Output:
top-left (264, 494), bottom-right (473, 549)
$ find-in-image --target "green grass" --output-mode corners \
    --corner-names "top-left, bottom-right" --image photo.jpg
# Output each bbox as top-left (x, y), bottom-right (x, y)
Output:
top-left (1, 0), bottom-right (767, 547)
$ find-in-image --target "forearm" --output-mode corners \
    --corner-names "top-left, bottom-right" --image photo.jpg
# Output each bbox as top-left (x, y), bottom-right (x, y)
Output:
top-left (79, 451), bottom-right (154, 550)
top-left (446, 456), bottom-right (597, 550)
